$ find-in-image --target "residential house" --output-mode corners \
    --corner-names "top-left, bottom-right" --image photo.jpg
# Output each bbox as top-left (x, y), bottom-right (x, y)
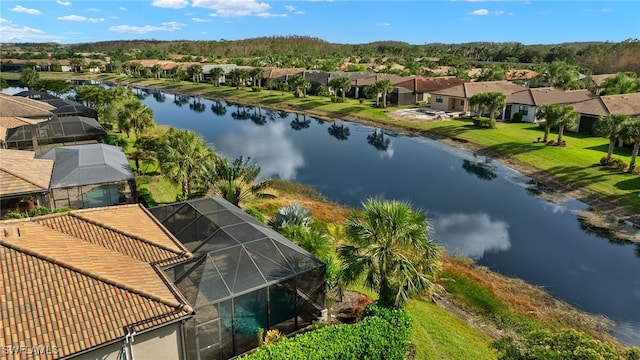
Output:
top-left (0, 116), bottom-right (38, 148)
top-left (0, 205), bottom-right (194, 359)
top-left (505, 69), bottom-right (539, 87)
top-left (429, 81), bottom-right (527, 114)
top-left (263, 67), bottom-right (305, 88)
top-left (14, 92), bottom-right (99, 120)
top-left (505, 88), bottom-right (596, 122)
top-left (392, 76), bottom-right (469, 106)
top-left (582, 73), bottom-right (617, 94)
top-left (572, 92), bottom-right (640, 134)
top-left (149, 196), bottom-right (326, 360)
top-left (36, 144), bottom-right (136, 210)
top-left (350, 74), bottom-right (408, 99)
top-left (0, 149), bottom-right (53, 216)
top-left (0, 93), bottom-right (55, 120)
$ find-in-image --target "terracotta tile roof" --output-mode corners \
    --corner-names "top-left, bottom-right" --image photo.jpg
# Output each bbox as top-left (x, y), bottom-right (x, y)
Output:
top-left (0, 93), bottom-right (55, 119)
top-left (505, 69), bottom-right (539, 80)
top-left (432, 81), bottom-right (527, 98)
top-left (602, 93), bottom-right (640, 116)
top-left (507, 88), bottom-right (596, 106)
top-left (0, 206), bottom-right (193, 359)
top-left (0, 117), bottom-right (38, 140)
top-left (0, 149), bottom-right (53, 196)
top-left (394, 76), bottom-right (468, 93)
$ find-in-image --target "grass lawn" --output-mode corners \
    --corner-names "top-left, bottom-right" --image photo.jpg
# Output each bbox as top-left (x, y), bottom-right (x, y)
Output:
top-left (407, 299), bottom-right (496, 360)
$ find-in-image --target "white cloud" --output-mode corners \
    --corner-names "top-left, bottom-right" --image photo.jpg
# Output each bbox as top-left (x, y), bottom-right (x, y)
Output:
top-left (377, 22), bottom-right (391, 26)
top-left (11, 5), bottom-right (41, 15)
top-left (256, 12), bottom-right (287, 18)
top-left (494, 10), bottom-right (504, 15)
top-left (284, 5), bottom-right (295, 11)
top-left (87, 7), bottom-right (100, 12)
top-left (0, 18), bottom-right (9, 24)
top-left (58, 15), bottom-right (105, 23)
top-left (119, 7), bottom-right (127, 11)
top-left (109, 21), bottom-right (185, 33)
top-left (56, 0), bottom-right (71, 6)
top-left (0, 24), bottom-right (62, 41)
top-left (435, 213), bottom-right (511, 259)
top-left (194, 0), bottom-right (271, 17)
top-left (469, 8), bottom-right (489, 15)
top-left (151, 0), bottom-right (189, 9)
top-left (192, 17), bottom-right (212, 22)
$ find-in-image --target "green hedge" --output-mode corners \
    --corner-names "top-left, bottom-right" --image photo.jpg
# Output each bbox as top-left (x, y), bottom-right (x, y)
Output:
top-left (472, 117), bottom-right (496, 128)
top-left (241, 305), bottom-right (412, 360)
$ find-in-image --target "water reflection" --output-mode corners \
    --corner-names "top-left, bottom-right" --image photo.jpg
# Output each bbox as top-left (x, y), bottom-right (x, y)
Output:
top-left (290, 114), bottom-right (311, 131)
top-left (434, 213), bottom-right (511, 259)
top-left (174, 94), bottom-right (190, 107)
top-left (189, 97), bottom-right (206, 113)
top-left (462, 157), bottom-right (498, 181)
top-left (152, 91), bottom-right (166, 103)
top-left (327, 122), bottom-right (350, 141)
top-left (367, 128), bottom-right (391, 151)
top-left (211, 100), bottom-right (227, 116)
top-left (217, 122), bottom-right (304, 180)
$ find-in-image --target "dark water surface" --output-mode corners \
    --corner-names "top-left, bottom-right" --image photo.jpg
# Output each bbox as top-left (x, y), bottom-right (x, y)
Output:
top-left (5, 85), bottom-right (640, 345)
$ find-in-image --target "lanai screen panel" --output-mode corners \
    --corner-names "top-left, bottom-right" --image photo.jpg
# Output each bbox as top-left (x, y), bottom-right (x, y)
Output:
top-left (151, 196), bottom-right (326, 360)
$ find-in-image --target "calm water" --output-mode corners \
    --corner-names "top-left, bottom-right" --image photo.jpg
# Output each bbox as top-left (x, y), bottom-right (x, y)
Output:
top-left (5, 85), bottom-right (640, 345)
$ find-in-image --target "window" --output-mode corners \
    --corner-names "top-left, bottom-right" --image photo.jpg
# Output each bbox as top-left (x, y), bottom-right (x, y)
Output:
top-left (460, 100), bottom-right (465, 106)
top-left (435, 96), bottom-right (443, 103)
top-left (518, 105), bottom-right (528, 116)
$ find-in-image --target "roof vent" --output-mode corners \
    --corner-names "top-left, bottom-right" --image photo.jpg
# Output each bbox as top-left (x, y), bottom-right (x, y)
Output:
top-left (3, 226), bottom-right (21, 238)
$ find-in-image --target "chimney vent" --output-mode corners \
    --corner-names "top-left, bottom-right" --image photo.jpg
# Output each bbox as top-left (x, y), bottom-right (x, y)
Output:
top-left (4, 226), bottom-right (21, 238)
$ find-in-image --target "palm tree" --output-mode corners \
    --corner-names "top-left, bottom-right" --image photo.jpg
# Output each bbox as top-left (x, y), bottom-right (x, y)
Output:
top-left (126, 101), bottom-right (155, 137)
top-left (469, 93), bottom-right (485, 117)
top-left (553, 105), bottom-right (579, 145)
top-left (19, 68), bottom-right (39, 88)
top-left (338, 199), bottom-right (442, 309)
top-left (619, 118), bottom-right (640, 172)
top-left (187, 64), bottom-right (203, 84)
top-left (329, 77), bottom-right (352, 102)
top-left (542, 61), bottom-right (583, 90)
top-left (599, 72), bottom-right (640, 95)
top-left (209, 67), bottom-right (224, 86)
top-left (212, 156), bottom-right (275, 207)
top-left (157, 128), bottom-right (216, 200)
top-left (536, 104), bottom-right (561, 143)
top-left (485, 92), bottom-right (507, 122)
top-left (594, 114), bottom-right (630, 161)
top-left (249, 67), bottom-right (265, 87)
top-left (374, 79), bottom-right (393, 108)
top-left (151, 64), bottom-right (163, 80)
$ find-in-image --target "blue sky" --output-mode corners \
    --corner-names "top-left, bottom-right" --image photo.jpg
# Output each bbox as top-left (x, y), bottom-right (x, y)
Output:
top-left (1, 0), bottom-right (638, 45)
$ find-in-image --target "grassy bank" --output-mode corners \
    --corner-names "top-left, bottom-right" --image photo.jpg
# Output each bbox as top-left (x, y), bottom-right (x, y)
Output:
top-left (13, 71), bottom-right (636, 216)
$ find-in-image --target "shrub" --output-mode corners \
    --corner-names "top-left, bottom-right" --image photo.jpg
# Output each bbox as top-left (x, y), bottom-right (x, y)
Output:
top-left (472, 117), bottom-right (495, 128)
top-left (547, 140), bottom-right (555, 146)
top-left (268, 202), bottom-right (313, 230)
top-left (241, 308), bottom-right (413, 360)
top-left (2, 211), bottom-right (27, 220)
top-left (610, 158), bottom-right (628, 172)
top-left (245, 208), bottom-right (265, 223)
top-left (599, 156), bottom-right (613, 166)
top-left (28, 206), bottom-right (51, 217)
top-left (512, 112), bottom-right (523, 122)
top-left (251, 86), bottom-right (262, 92)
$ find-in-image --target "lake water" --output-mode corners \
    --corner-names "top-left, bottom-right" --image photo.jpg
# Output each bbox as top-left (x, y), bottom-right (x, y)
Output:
top-left (5, 85), bottom-right (640, 345)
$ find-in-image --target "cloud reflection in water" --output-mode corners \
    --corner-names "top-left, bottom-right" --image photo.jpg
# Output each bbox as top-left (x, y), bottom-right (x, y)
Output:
top-left (434, 213), bottom-right (511, 259)
top-left (217, 122), bottom-right (304, 180)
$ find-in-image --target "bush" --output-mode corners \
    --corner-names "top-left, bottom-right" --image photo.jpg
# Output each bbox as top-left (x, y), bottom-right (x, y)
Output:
top-left (241, 307), bottom-right (413, 360)
top-left (512, 112), bottom-right (523, 122)
top-left (251, 86), bottom-right (262, 92)
top-left (611, 158), bottom-right (628, 172)
top-left (102, 133), bottom-right (128, 149)
top-left (2, 211), bottom-right (27, 220)
top-left (472, 117), bottom-right (495, 128)
top-left (491, 328), bottom-right (624, 360)
top-left (245, 208), bottom-right (265, 223)
top-left (600, 156), bottom-right (613, 166)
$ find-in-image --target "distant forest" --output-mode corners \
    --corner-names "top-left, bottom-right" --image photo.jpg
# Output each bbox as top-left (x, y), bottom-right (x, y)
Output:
top-left (3, 36), bottom-right (639, 75)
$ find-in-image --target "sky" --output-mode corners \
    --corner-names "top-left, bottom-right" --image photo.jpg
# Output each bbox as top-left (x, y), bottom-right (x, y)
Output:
top-left (0, 0), bottom-right (639, 45)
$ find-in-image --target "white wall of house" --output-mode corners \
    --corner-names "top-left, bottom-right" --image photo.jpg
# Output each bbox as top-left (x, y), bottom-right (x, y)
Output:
top-left (72, 322), bottom-right (185, 360)
top-left (507, 104), bottom-right (537, 122)
top-left (431, 95), bottom-right (460, 111)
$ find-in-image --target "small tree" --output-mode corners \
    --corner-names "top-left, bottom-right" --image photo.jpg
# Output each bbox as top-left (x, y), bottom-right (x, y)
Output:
top-left (594, 113), bottom-right (630, 162)
top-left (554, 105), bottom-right (579, 145)
top-left (329, 77), bottom-right (352, 102)
top-left (619, 118), bottom-right (640, 172)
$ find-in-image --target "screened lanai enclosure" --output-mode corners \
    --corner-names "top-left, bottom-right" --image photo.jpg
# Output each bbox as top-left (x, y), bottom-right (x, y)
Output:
top-left (37, 144), bottom-right (136, 209)
top-left (150, 197), bottom-right (326, 360)
top-left (4, 116), bottom-right (106, 153)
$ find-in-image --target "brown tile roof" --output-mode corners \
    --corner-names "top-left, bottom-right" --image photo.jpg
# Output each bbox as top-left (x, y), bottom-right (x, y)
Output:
top-left (264, 67), bottom-right (306, 79)
top-left (570, 98), bottom-right (609, 117)
top-left (0, 206), bottom-right (193, 358)
top-left (589, 74), bottom-right (617, 87)
top-left (394, 76), bottom-right (469, 93)
top-left (432, 81), bottom-right (527, 98)
top-left (602, 93), bottom-right (640, 116)
top-left (505, 69), bottom-right (539, 81)
top-left (352, 74), bottom-right (409, 87)
top-left (0, 93), bottom-right (55, 119)
top-left (507, 88), bottom-right (596, 106)
top-left (0, 149), bottom-right (53, 196)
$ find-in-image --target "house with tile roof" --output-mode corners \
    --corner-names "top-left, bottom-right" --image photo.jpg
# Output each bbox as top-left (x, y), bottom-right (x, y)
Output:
top-left (429, 81), bottom-right (527, 114)
top-left (0, 117), bottom-right (38, 148)
top-left (0, 149), bottom-right (53, 216)
top-left (572, 92), bottom-right (640, 133)
top-left (505, 88), bottom-right (597, 122)
top-left (0, 93), bottom-right (55, 120)
top-left (0, 205), bottom-right (194, 360)
top-left (392, 76), bottom-right (469, 106)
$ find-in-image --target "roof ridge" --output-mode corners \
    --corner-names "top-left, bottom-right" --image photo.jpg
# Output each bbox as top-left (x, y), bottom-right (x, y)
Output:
top-left (68, 211), bottom-right (189, 257)
top-left (0, 233), bottom-right (193, 314)
top-left (0, 163), bottom-right (50, 190)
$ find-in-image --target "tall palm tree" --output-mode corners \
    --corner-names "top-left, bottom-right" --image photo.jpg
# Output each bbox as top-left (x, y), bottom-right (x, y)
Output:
top-left (126, 101), bottom-right (155, 137)
top-left (187, 64), bottom-right (203, 84)
top-left (329, 77), bottom-right (352, 102)
top-left (594, 113), bottom-right (630, 161)
top-left (209, 67), bottom-right (224, 86)
top-left (338, 199), bottom-right (442, 309)
top-left (19, 68), bottom-right (39, 88)
top-left (374, 79), bottom-right (393, 108)
top-left (249, 67), bottom-right (265, 87)
top-left (157, 128), bottom-right (216, 200)
top-left (468, 93), bottom-right (486, 117)
top-left (553, 105), bottom-right (579, 145)
top-left (536, 104), bottom-right (561, 143)
top-left (485, 92), bottom-right (507, 122)
top-left (212, 156), bottom-right (275, 207)
top-left (619, 118), bottom-right (640, 172)
top-left (151, 64), bottom-right (163, 79)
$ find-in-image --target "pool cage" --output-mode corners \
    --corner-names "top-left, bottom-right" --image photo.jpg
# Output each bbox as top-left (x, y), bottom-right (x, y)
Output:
top-left (149, 197), bottom-right (326, 360)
